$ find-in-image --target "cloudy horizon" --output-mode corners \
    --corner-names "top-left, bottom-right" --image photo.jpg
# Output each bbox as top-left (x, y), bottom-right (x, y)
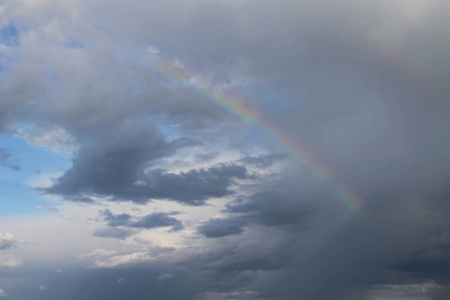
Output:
top-left (1, 0), bottom-right (450, 299)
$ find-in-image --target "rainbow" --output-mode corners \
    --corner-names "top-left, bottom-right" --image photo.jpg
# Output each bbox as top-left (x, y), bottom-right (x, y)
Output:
top-left (146, 59), bottom-right (362, 212)
top-left (131, 4), bottom-right (445, 214)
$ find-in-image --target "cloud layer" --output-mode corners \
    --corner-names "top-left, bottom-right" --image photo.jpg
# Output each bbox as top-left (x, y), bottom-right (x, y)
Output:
top-left (0, 0), bottom-right (449, 299)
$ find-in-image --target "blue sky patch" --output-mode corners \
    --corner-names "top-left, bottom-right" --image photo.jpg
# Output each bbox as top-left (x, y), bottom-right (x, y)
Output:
top-left (0, 134), bottom-right (71, 216)
top-left (67, 41), bottom-right (84, 49)
top-left (1, 23), bottom-right (19, 46)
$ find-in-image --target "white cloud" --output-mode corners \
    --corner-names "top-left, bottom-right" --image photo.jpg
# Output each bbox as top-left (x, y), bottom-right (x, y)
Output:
top-left (89, 251), bottom-right (153, 268)
top-left (0, 207), bottom-right (125, 266)
top-left (0, 253), bottom-right (23, 267)
top-left (146, 45), bottom-right (160, 59)
top-left (82, 249), bottom-right (117, 258)
top-left (16, 125), bottom-right (78, 154)
top-left (27, 172), bottom-right (67, 190)
top-left (0, 232), bottom-right (18, 249)
top-left (0, 289), bottom-right (7, 298)
top-left (39, 285), bottom-right (48, 291)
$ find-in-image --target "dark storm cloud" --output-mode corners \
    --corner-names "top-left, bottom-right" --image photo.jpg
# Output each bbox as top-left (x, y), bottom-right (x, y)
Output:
top-left (227, 190), bottom-right (318, 227)
top-left (188, 223), bottom-right (299, 283)
top-left (385, 209), bottom-right (450, 281)
top-left (140, 164), bottom-right (248, 204)
top-left (45, 162), bottom-right (248, 205)
top-left (197, 217), bottom-right (246, 238)
top-left (0, 265), bottom-right (204, 300)
top-left (99, 210), bottom-right (183, 232)
top-left (430, 286), bottom-right (450, 300)
top-left (0, 148), bottom-right (20, 171)
top-left (198, 189), bottom-right (319, 238)
top-left (40, 119), bottom-right (179, 203)
top-left (129, 212), bottom-right (183, 231)
top-left (35, 105), bottom-right (245, 205)
top-left (192, 177), bottom-right (450, 300)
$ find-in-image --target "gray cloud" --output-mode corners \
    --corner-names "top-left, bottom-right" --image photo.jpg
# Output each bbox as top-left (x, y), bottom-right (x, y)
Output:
top-left (0, 266), bottom-right (202, 300)
top-left (197, 217), bottom-right (246, 238)
top-left (0, 148), bottom-right (20, 171)
top-left (99, 210), bottom-right (183, 232)
top-left (198, 189), bottom-right (319, 238)
top-left (92, 227), bottom-right (135, 240)
top-left (45, 162), bottom-right (247, 205)
top-left (227, 190), bottom-right (318, 227)
top-left (1, 0), bottom-right (450, 299)
top-left (129, 212), bottom-right (183, 232)
top-left (237, 153), bottom-right (289, 168)
top-left (100, 210), bottom-right (133, 227)
top-left (194, 152), bottom-right (219, 162)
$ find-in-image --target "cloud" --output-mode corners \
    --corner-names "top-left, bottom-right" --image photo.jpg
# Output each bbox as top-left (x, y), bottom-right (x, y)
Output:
top-left (38, 285), bottom-right (48, 291)
top-left (197, 217), bottom-right (246, 238)
top-left (100, 210), bottom-right (132, 227)
top-left (98, 210), bottom-right (183, 232)
top-left (0, 232), bottom-right (18, 250)
top-left (157, 273), bottom-right (174, 281)
top-left (194, 152), bottom-right (219, 162)
top-left (0, 0), bottom-right (450, 299)
top-left (226, 190), bottom-right (318, 227)
top-left (198, 187), bottom-right (321, 238)
top-left (237, 153), bottom-right (289, 168)
top-left (16, 125), bottom-right (78, 154)
top-left (116, 278), bottom-right (126, 284)
top-left (90, 252), bottom-right (153, 268)
top-left (0, 148), bottom-right (20, 171)
top-left (45, 163), bottom-right (248, 205)
top-left (92, 227), bottom-right (134, 240)
top-left (83, 249), bottom-right (117, 258)
top-left (36, 205), bottom-right (59, 212)
top-left (145, 45), bottom-right (160, 60)
top-left (129, 212), bottom-right (183, 232)
top-left (0, 62), bottom-right (47, 132)
top-left (0, 254), bottom-right (22, 267)
top-left (0, 289), bottom-right (7, 298)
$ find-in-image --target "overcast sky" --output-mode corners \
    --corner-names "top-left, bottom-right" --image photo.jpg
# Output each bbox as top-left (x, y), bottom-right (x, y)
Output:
top-left (0, 0), bottom-right (450, 299)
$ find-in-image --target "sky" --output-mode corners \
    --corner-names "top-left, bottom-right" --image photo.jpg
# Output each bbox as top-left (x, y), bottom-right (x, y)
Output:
top-left (0, 0), bottom-right (450, 299)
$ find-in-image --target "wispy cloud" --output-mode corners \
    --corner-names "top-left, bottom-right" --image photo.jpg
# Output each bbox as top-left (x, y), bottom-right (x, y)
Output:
top-left (0, 148), bottom-right (20, 171)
